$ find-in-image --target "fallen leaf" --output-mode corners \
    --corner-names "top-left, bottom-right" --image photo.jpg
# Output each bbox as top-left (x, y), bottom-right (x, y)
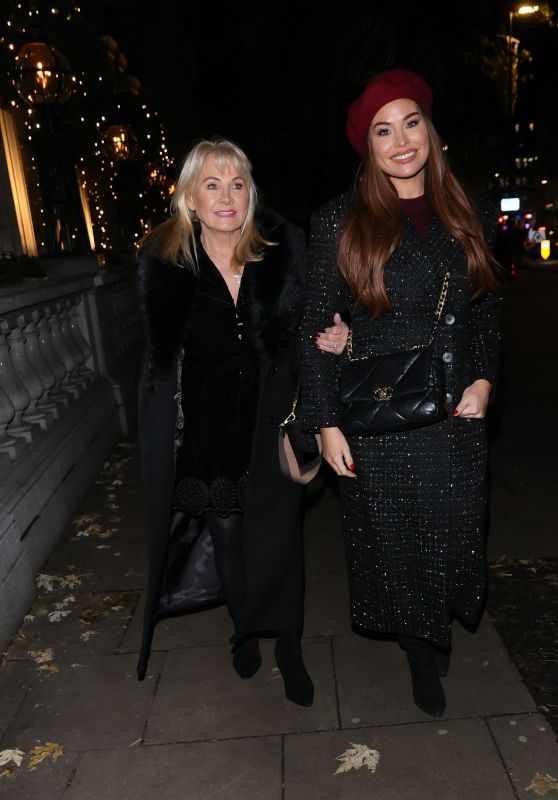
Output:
top-left (525, 773), bottom-right (558, 795)
top-left (75, 523), bottom-right (112, 539)
top-left (335, 743), bottom-right (380, 775)
top-left (28, 743), bottom-right (63, 768)
top-left (24, 615), bottom-right (35, 624)
top-left (48, 610), bottom-right (71, 623)
top-left (519, 736), bottom-right (528, 743)
top-left (0, 749), bottom-right (25, 768)
top-left (36, 574), bottom-right (57, 591)
top-left (28, 648), bottom-right (54, 665)
top-left (60, 595), bottom-right (76, 606)
top-left (72, 513), bottom-right (101, 527)
top-left (80, 630), bottom-right (99, 642)
top-left (59, 574), bottom-right (81, 589)
top-left (39, 664), bottom-right (59, 673)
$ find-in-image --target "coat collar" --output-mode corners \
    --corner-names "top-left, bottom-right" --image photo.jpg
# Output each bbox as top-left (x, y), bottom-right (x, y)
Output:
top-left (137, 208), bottom-right (305, 389)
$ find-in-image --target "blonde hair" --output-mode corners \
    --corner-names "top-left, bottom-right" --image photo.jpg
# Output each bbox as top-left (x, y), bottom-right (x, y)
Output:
top-left (140, 138), bottom-right (272, 268)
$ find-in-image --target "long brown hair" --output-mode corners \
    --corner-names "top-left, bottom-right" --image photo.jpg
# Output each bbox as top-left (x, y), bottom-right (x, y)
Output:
top-left (337, 115), bottom-right (500, 318)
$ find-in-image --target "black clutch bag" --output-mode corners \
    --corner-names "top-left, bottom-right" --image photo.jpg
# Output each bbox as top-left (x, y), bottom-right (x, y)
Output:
top-left (339, 272), bottom-right (450, 436)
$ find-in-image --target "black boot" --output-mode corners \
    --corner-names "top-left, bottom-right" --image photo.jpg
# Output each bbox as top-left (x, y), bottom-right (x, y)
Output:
top-left (232, 635), bottom-right (261, 679)
top-left (275, 632), bottom-right (314, 707)
top-left (399, 636), bottom-right (446, 717)
top-left (431, 644), bottom-right (450, 677)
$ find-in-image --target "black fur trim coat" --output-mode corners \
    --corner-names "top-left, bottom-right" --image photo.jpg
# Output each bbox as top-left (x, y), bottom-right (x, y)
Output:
top-left (135, 209), bottom-right (307, 679)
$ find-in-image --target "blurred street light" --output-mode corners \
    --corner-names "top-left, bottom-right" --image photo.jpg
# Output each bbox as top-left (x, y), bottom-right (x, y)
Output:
top-left (507, 5), bottom-right (540, 117)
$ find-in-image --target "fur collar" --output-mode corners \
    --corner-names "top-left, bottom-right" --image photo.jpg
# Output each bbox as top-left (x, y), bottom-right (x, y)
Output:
top-left (137, 208), bottom-right (306, 390)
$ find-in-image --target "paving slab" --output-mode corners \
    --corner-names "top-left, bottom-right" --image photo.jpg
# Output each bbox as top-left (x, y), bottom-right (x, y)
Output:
top-left (333, 615), bottom-right (536, 728)
top-left (119, 593), bottom-right (232, 653)
top-left (66, 737), bottom-right (282, 800)
top-left (0, 749), bottom-right (78, 800)
top-left (303, 525), bottom-right (346, 575)
top-left (487, 713), bottom-right (558, 796)
top-left (284, 718), bottom-right (516, 800)
top-left (0, 659), bottom-right (34, 739)
top-left (5, 591), bottom-right (140, 663)
top-left (487, 507), bottom-right (558, 559)
top-left (44, 540), bottom-right (146, 592)
top-left (303, 573), bottom-right (351, 637)
top-left (303, 482), bottom-right (343, 534)
top-left (2, 653), bottom-right (164, 752)
top-left (144, 637), bottom-right (337, 744)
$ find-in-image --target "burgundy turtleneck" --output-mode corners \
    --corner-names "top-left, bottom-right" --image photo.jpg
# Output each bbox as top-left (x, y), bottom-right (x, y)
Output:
top-left (400, 194), bottom-right (432, 242)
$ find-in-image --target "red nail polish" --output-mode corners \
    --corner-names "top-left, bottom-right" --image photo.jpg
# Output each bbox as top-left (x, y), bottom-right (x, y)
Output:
top-left (453, 409), bottom-right (459, 417)
top-left (349, 463), bottom-right (356, 470)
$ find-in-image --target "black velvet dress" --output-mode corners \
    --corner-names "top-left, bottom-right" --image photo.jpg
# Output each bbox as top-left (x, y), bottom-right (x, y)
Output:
top-left (172, 248), bottom-right (259, 517)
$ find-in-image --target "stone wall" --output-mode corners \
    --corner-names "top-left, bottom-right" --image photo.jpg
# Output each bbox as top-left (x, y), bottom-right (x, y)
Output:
top-left (0, 264), bottom-right (143, 650)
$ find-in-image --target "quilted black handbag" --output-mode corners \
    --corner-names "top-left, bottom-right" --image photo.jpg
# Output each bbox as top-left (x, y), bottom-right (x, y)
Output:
top-left (339, 273), bottom-right (450, 436)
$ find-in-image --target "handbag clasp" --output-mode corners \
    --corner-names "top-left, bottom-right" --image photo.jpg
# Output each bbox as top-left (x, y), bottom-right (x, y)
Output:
top-left (373, 387), bottom-right (393, 401)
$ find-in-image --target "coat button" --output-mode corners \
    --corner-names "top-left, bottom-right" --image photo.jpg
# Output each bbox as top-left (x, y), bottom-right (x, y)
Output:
top-left (442, 352), bottom-right (453, 363)
top-left (444, 313), bottom-right (455, 325)
top-left (446, 392), bottom-right (453, 403)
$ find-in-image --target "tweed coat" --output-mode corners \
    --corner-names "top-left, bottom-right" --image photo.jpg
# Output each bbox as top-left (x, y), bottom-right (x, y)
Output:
top-left (136, 209), bottom-right (306, 679)
top-left (299, 194), bottom-right (501, 648)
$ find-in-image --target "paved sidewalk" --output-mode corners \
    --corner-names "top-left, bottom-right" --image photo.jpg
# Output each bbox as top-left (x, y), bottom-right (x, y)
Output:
top-left (1, 267), bottom-right (558, 799)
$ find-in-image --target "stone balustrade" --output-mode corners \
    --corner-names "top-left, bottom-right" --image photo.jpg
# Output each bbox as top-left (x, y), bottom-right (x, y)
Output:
top-left (0, 263), bottom-right (143, 651)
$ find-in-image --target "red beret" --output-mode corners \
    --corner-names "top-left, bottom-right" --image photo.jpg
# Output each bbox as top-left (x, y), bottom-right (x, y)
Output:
top-left (347, 68), bottom-right (433, 157)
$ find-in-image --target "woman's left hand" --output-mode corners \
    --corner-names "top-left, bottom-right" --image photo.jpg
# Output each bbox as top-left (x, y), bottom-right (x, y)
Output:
top-left (454, 379), bottom-right (491, 419)
top-left (314, 312), bottom-right (349, 355)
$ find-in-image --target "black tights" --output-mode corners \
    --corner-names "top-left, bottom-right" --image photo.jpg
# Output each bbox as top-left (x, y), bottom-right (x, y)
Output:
top-left (204, 511), bottom-right (245, 625)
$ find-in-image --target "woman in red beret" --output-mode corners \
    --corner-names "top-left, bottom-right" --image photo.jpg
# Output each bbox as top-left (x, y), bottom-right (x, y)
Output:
top-left (300, 69), bottom-right (501, 716)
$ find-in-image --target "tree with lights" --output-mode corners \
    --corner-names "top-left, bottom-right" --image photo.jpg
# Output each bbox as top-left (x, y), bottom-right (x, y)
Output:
top-left (0, 0), bottom-right (174, 263)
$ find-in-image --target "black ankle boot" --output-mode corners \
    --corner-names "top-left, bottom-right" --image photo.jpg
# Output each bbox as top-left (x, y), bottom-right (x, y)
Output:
top-left (275, 632), bottom-right (314, 707)
top-left (399, 636), bottom-right (446, 717)
top-left (232, 635), bottom-right (261, 679)
top-left (431, 645), bottom-right (450, 677)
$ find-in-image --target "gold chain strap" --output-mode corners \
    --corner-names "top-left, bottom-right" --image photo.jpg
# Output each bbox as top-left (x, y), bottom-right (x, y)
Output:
top-left (346, 271), bottom-right (450, 362)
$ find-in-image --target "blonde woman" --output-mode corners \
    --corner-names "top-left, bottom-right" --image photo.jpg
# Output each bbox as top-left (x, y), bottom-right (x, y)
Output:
top-left (136, 138), bottom-right (345, 707)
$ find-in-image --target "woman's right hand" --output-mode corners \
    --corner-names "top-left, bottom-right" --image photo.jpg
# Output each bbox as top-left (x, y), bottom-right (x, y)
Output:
top-left (320, 427), bottom-right (357, 478)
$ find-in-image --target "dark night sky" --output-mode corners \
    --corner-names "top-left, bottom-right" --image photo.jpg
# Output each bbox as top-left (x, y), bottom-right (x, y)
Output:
top-left (99, 0), bottom-right (558, 224)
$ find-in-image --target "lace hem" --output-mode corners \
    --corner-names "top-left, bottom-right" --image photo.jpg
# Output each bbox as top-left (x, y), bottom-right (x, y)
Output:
top-left (173, 474), bottom-right (248, 517)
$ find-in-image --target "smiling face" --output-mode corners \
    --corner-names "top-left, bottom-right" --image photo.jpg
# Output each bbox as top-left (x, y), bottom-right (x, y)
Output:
top-left (368, 98), bottom-right (430, 198)
top-left (187, 153), bottom-right (249, 237)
